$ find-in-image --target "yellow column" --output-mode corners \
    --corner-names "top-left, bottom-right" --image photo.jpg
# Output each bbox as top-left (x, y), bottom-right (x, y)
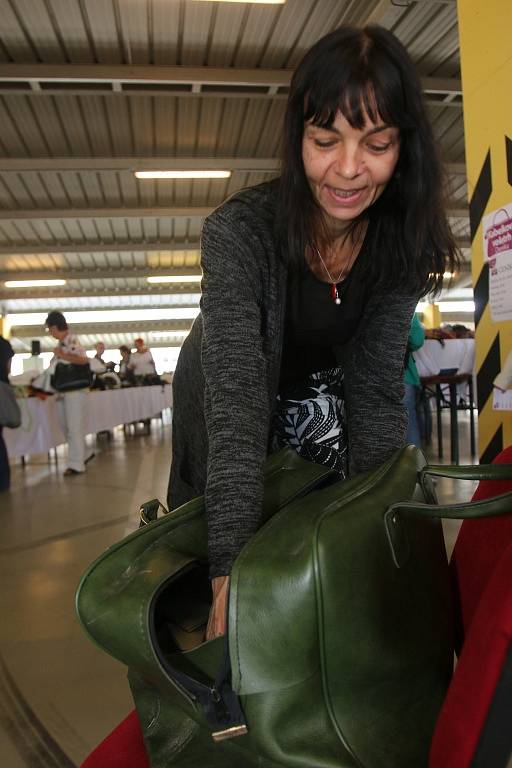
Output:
top-left (458, 0), bottom-right (512, 460)
top-left (0, 316), bottom-right (11, 339)
top-left (421, 303), bottom-right (441, 330)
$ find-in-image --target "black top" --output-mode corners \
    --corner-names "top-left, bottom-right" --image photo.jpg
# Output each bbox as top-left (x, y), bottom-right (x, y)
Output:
top-left (0, 336), bottom-right (14, 383)
top-left (279, 241), bottom-right (371, 392)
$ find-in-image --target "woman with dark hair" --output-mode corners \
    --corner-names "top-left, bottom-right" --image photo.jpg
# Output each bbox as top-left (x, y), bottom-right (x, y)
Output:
top-left (118, 344), bottom-right (132, 380)
top-left (168, 25), bottom-right (459, 639)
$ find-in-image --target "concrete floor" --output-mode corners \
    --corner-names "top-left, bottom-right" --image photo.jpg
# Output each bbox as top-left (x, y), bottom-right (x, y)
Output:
top-left (0, 408), bottom-right (479, 767)
top-left (0, 418), bottom-right (172, 767)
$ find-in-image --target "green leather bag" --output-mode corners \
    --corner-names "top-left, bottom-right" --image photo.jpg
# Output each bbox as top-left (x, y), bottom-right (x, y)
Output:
top-left (76, 446), bottom-right (512, 768)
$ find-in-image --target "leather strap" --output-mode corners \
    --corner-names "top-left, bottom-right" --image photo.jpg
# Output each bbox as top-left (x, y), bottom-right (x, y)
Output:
top-left (385, 463), bottom-right (512, 567)
top-left (422, 464), bottom-right (512, 481)
top-left (386, 489), bottom-right (512, 523)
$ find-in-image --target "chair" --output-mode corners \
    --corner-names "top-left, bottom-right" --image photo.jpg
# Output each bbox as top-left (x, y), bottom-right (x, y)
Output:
top-left (429, 445), bottom-right (512, 768)
top-left (80, 710), bottom-right (149, 768)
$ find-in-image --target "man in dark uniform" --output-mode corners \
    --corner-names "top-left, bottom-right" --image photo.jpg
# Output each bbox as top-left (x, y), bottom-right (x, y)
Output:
top-left (0, 333), bottom-right (15, 491)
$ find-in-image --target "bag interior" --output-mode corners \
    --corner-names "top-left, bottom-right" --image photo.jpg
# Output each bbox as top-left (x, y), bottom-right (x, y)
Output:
top-left (152, 561), bottom-right (212, 652)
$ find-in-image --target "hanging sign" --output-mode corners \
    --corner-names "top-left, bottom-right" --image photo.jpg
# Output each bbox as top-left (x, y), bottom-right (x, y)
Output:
top-left (483, 204), bottom-right (512, 322)
top-left (493, 387), bottom-right (512, 411)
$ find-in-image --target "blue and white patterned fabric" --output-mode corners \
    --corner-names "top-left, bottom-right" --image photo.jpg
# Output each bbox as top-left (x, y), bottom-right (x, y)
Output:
top-left (272, 367), bottom-right (347, 477)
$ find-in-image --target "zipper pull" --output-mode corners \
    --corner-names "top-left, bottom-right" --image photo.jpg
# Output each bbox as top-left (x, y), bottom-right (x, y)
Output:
top-left (210, 687), bottom-right (248, 741)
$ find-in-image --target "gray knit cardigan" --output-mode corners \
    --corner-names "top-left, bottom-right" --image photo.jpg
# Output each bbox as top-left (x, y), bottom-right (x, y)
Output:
top-left (168, 181), bottom-right (419, 578)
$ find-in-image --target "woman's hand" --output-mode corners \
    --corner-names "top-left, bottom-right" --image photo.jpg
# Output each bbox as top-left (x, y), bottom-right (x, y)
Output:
top-left (206, 575), bottom-right (230, 640)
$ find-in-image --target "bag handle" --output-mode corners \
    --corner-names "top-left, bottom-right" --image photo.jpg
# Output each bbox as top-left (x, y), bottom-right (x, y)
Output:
top-left (421, 464), bottom-right (512, 482)
top-left (385, 462), bottom-right (512, 567)
top-left (489, 208), bottom-right (511, 228)
top-left (386, 489), bottom-right (512, 523)
top-left (139, 498), bottom-right (168, 526)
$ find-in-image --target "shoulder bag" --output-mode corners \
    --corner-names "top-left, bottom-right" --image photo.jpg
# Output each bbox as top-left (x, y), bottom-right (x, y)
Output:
top-left (76, 446), bottom-right (512, 768)
top-left (0, 380), bottom-right (22, 428)
top-left (50, 362), bottom-right (92, 392)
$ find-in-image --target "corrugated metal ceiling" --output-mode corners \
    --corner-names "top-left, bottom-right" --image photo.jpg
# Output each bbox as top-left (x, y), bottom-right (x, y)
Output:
top-left (0, 0), bottom-right (468, 353)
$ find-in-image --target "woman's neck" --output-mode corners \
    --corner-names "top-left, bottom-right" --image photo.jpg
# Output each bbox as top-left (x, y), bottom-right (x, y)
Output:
top-left (306, 220), bottom-right (368, 283)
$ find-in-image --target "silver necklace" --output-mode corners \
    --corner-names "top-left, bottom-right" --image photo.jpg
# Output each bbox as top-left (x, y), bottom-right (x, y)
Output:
top-left (314, 246), bottom-right (350, 305)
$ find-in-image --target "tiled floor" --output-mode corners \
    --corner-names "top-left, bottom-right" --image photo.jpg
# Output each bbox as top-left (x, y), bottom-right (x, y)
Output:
top-left (0, 408), bottom-right (480, 767)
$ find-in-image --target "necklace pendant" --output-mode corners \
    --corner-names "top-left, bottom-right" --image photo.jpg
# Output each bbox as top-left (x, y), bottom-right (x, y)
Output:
top-left (331, 283), bottom-right (341, 305)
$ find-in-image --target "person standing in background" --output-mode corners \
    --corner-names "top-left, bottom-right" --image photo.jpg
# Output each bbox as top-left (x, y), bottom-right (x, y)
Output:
top-left (403, 314), bottom-right (425, 448)
top-left (128, 338), bottom-right (156, 377)
top-left (118, 345), bottom-right (133, 381)
top-left (0, 334), bottom-right (15, 491)
top-left (94, 342), bottom-right (106, 365)
top-left (45, 311), bottom-right (92, 476)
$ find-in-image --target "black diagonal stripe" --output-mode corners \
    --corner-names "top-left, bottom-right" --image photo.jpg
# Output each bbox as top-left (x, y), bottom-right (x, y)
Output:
top-left (480, 424), bottom-right (504, 465)
top-left (477, 332), bottom-right (501, 413)
top-left (506, 136), bottom-right (512, 186)
top-left (469, 149), bottom-right (492, 241)
top-left (474, 262), bottom-right (489, 328)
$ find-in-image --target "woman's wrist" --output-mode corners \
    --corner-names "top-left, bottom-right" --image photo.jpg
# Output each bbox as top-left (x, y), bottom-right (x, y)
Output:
top-left (206, 575), bottom-right (231, 640)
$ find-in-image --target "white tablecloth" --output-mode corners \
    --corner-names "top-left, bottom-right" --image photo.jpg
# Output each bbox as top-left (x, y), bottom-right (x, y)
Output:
top-left (414, 339), bottom-right (475, 378)
top-left (5, 385), bottom-right (172, 458)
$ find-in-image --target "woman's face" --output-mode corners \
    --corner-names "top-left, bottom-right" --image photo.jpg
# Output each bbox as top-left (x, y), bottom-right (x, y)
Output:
top-left (302, 109), bottom-right (400, 235)
top-left (48, 325), bottom-right (67, 341)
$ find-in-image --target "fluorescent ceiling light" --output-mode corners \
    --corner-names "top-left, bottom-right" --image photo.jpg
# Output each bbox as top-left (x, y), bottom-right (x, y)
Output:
top-left (5, 279), bottom-right (67, 288)
top-left (147, 275), bottom-right (201, 284)
top-left (150, 331), bottom-right (189, 339)
top-left (436, 301), bottom-right (475, 313)
top-left (7, 308), bottom-right (200, 326)
top-left (439, 288), bottom-right (474, 300)
top-left (135, 170), bottom-right (231, 179)
top-left (417, 301), bottom-right (475, 313)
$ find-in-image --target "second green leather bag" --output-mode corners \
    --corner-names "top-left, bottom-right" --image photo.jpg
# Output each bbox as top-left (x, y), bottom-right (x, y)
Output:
top-left (76, 446), bottom-right (512, 768)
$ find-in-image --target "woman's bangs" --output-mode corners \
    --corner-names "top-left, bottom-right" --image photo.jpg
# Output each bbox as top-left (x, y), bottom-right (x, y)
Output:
top-left (303, 86), bottom-right (338, 129)
top-left (304, 69), bottom-right (406, 131)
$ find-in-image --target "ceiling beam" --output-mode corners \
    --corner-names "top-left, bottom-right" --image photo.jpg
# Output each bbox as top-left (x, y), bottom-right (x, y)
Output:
top-left (0, 236), bottom-right (468, 257)
top-left (0, 206), bottom-right (213, 221)
top-left (446, 205), bottom-right (469, 219)
top-left (0, 157), bottom-right (467, 176)
top-left (0, 85), bottom-right (288, 100)
top-left (364, 0), bottom-right (391, 25)
top-left (0, 63), bottom-right (292, 88)
top-left (446, 162), bottom-right (466, 176)
top-left (0, 241), bottom-right (200, 255)
top-left (11, 338), bottom-right (185, 352)
top-left (0, 261), bottom-right (471, 300)
top-left (4, 298), bottom-right (199, 312)
top-left (0, 63), bottom-right (462, 99)
top-left (0, 286), bottom-right (200, 301)
top-left (0, 267), bottom-right (202, 282)
top-left (0, 87), bottom-right (463, 107)
top-left (0, 203), bottom-right (468, 221)
top-left (0, 157), bottom-right (280, 173)
top-left (4, 292), bottom-right (199, 314)
top-left (12, 319), bottom-right (193, 337)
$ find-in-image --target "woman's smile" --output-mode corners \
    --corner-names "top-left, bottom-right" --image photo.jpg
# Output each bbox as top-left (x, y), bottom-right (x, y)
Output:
top-left (302, 110), bottom-right (400, 232)
top-left (324, 184), bottom-right (367, 206)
